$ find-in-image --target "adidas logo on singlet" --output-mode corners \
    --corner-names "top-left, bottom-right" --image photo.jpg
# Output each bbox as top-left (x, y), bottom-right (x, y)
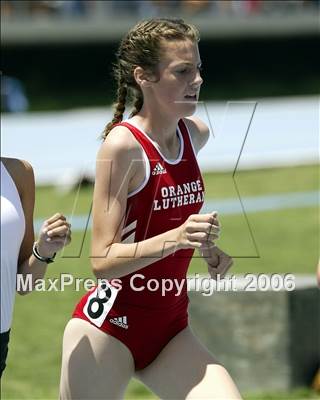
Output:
top-left (109, 316), bottom-right (128, 329)
top-left (152, 162), bottom-right (167, 175)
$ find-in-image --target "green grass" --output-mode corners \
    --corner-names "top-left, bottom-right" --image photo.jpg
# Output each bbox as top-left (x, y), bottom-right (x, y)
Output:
top-left (34, 164), bottom-right (319, 217)
top-left (1, 164), bottom-right (319, 399)
top-left (203, 164), bottom-right (319, 199)
top-left (243, 388), bottom-right (320, 399)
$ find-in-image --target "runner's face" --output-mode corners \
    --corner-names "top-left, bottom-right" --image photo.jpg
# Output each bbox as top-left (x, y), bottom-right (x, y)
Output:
top-left (152, 39), bottom-right (203, 118)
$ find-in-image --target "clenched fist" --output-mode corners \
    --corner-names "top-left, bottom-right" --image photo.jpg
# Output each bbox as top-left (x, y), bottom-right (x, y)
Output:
top-left (200, 244), bottom-right (233, 280)
top-left (36, 213), bottom-right (71, 258)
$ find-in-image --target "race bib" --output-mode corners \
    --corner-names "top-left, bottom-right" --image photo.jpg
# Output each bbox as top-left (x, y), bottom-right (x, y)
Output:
top-left (83, 280), bottom-right (119, 327)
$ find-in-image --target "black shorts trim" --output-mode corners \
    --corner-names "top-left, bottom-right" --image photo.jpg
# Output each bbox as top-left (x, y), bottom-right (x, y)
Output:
top-left (0, 329), bottom-right (11, 378)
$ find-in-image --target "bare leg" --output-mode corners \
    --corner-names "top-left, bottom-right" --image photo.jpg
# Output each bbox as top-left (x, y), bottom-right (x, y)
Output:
top-left (59, 318), bottom-right (134, 399)
top-left (136, 327), bottom-right (242, 399)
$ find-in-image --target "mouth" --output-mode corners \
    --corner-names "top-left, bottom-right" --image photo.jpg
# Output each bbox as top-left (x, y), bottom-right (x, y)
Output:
top-left (184, 94), bottom-right (197, 101)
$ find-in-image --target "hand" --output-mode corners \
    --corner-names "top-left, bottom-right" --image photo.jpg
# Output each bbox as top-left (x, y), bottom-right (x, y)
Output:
top-left (176, 212), bottom-right (220, 250)
top-left (37, 213), bottom-right (72, 258)
top-left (201, 245), bottom-right (233, 280)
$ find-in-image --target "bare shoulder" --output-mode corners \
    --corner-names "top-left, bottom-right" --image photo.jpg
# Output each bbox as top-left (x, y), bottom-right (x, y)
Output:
top-left (1, 157), bottom-right (34, 196)
top-left (2, 157), bottom-right (33, 175)
top-left (98, 125), bottom-right (143, 160)
top-left (183, 116), bottom-right (210, 154)
top-left (96, 125), bottom-right (144, 188)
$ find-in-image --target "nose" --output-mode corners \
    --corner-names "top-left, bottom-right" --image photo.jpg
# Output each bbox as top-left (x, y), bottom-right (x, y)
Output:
top-left (192, 69), bottom-right (203, 89)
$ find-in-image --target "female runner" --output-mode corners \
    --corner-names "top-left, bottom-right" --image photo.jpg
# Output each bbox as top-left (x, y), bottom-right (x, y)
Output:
top-left (1, 157), bottom-right (71, 377)
top-left (59, 18), bottom-right (241, 399)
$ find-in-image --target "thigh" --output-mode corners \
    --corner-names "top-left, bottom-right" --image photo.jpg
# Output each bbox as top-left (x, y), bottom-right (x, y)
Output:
top-left (59, 318), bottom-right (134, 399)
top-left (135, 327), bottom-right (242, 399)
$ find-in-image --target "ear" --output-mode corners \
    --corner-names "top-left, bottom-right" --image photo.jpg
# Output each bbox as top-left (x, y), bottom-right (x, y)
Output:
top-left (133, 66), bottom-right (153, 88)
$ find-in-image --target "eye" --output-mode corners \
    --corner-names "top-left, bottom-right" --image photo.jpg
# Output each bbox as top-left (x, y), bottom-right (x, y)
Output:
top-left (198, 65), bottom-right (203, 72)
top-left (176, 69), bottom-right (188, 74)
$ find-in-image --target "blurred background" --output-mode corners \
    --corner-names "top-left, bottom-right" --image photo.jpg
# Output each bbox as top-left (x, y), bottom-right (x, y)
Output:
top-left (1, 1), bottom-right (319, 399)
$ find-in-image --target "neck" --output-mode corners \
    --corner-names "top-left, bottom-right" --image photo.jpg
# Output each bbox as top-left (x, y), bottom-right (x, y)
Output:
top-left (131, 104), bottom-right (180, 146)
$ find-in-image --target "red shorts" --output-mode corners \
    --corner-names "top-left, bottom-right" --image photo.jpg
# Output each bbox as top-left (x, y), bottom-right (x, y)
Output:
top-left (72, 281), bottom-right (189, 370)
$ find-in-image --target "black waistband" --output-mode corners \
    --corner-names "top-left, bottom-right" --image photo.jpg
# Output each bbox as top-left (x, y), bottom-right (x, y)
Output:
top-left (0, 330), bottom-right (11, 343)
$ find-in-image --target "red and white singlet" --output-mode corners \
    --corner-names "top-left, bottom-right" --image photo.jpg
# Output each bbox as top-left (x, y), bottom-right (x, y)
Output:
top-left (73, 118), bottom-right (205, 369)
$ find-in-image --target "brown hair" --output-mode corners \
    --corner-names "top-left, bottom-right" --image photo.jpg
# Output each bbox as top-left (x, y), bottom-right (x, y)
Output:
top-left (102, 18), bottom-right (200, 139)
